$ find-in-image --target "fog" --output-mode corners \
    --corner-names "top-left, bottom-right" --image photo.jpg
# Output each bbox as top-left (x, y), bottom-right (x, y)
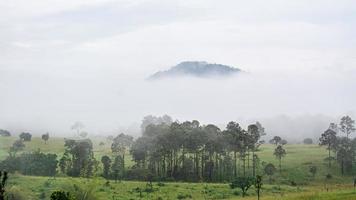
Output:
top-left (1, 0), bottom-right (356, 139)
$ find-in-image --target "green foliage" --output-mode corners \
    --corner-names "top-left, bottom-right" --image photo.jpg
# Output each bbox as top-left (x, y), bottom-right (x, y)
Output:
top-left (319, 128), bottom-right (338, 169)
top-left (269, 136), bottom-right (282, 145)
top-left (230, 176), bottom-right (255, 197)
top-left (264, 163), bottom-right (276, 183)
top-left (177, 193), bottom-right (192, 199)
top-left (50, 191), bottom-right (75, 200)
top-left (101, 155), bottom-right (111, 179)
top-left (9, 140), bottom-right (25, 156)
top-left (63, 139), bottom-right (97, 177)
top-left (0, 151), bottom-right (57, 176)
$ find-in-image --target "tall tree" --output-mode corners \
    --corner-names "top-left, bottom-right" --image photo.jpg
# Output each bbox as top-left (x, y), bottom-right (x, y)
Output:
top-left (111, 133), bottom-right (134, 178)
top-left (255, 175), bottom-right (263, 200)
top-left (101, 155), bottom-right (112, 179)
top-left (274, 145), bottom-right (286, 173)
top-left (247, 124), bottom-right (262, 177)
top-left (339, 116), bottom-right (355, 138)
top-left (63, 139), bottom-right (96, 177)
top-left (336, 137), bottom-right (353, 175)
top-left (319, 128), bottom-right (337, 169)
top-left (223, 121), bottom-right (245, 178)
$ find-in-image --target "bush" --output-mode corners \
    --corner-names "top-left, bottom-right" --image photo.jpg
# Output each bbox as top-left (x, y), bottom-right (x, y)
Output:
top-left (157, 182), bottom-right (165, 187)
top-left (19, 132), bottom-right (32, 141)
top-left (230, 177), bottom-right (255, 197)
top-left (177, 193), bottom-right (192, 199)
top-left (50, 190), bottom-right (75, 200)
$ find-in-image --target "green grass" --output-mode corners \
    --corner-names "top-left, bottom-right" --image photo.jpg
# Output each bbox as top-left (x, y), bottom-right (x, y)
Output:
top-left (6, 174), bottom-right (356, 200)
top-left (1, 136), bottom-right (355, 199)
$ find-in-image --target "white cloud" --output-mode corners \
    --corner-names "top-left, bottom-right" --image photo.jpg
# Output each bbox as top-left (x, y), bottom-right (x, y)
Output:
top-left (0, 0), bottom-right (356, 135)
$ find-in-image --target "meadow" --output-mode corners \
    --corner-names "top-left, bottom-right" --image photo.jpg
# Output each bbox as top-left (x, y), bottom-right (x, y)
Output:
top-left (1, 136), bottom-right (355, 199)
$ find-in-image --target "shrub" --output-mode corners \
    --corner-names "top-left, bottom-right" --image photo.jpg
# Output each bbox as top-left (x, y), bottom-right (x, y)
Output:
top-left (157, 182), bottom-right (165, 187)
top-left (309, 166), bottom-right (317, 177)
top-left (177, 193), bottom-right (192, 199)
top-left (50, 190), bottom-right (75, 200)
top-left (19, 132), bottom-right (32, 141)
top-left (0, 151), bottom-right (58, 176)
top-left (230, 177), bottom-right (255, 197)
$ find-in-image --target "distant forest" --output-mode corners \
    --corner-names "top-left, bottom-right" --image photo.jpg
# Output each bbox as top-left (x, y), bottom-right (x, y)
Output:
top-left (1, 115), bottom-right (355, 184)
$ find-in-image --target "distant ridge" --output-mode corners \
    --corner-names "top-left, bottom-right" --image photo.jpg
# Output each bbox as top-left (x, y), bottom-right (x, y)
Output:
top-left (148, 61), bottom-right (241, 80)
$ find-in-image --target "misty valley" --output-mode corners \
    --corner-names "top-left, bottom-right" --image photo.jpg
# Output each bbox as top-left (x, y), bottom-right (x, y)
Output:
top-left (2, 1), bottom-right (356, 199)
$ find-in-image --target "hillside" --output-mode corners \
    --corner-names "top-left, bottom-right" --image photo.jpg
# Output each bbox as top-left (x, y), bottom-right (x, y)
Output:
top-left (148, 61), bottom-right (241, 80)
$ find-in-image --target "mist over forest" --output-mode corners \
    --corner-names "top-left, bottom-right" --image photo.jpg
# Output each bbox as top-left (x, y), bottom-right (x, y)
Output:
top-left (0, 65), bottom-right (355, 141)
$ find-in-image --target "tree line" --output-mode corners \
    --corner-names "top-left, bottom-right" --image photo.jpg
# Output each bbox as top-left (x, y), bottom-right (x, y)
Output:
top-left (319, 116), bottom-right (356, 176)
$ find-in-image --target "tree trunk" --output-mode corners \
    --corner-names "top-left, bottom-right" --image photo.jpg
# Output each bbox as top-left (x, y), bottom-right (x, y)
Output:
top-left (243, 156), bottom-right (246, 177)
top-left (341, 159), bottom-right (344, 175)
top-left (122, 153), bottom-right (125, 179)
top-left (328, 144), bottom-right (331, 169)
top-left (201, 151), bottom-right (204, 180)
top-left (234, 151), bottom-right (237, 178)
top-left (252, 151), bottom-right (255, 177)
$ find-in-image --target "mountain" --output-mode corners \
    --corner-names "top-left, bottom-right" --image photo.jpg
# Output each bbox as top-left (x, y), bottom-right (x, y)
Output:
top-left (148, 61), bottom-right (241, 80)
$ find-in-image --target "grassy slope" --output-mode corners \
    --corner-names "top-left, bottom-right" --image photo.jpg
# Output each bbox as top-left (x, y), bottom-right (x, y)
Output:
top-left (1, 136), bottom-right (355, 199)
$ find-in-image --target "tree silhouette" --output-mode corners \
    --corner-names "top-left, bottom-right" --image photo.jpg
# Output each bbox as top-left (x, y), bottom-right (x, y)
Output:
top-left (319, 128), bottom-right (337, 169)
top-left (42, 133), bottom-right (49, 144)
top-left (340, 116), bottom-right (355, 138)
top-left (264, 163), bottom-right (276, 183)
top-left (274, 145), bottom-right (286, 173)
top-left (254, 175), bottom-right (263, 200)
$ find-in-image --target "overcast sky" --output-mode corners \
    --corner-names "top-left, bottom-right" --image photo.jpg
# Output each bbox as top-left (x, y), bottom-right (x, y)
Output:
top-left (1, 0), bottom-right (355, 137)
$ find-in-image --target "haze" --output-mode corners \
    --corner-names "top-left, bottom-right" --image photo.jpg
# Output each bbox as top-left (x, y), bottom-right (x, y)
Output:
top-left (1, 0), bottom-right (355, 140)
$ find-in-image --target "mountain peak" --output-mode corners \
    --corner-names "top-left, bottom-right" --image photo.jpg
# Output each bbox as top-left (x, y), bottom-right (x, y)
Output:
top-left (148, 61), bottom-right (241, 80)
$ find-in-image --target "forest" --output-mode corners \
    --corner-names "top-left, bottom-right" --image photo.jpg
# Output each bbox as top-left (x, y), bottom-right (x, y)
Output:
top-left (0, 115), bottom-right (355, 200)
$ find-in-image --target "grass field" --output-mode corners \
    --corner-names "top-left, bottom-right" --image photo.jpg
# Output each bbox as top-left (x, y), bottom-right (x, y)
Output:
top-left (1, 136), bottom-right (355, 199)
top-left (6, 175), bottom-right (356, 200)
